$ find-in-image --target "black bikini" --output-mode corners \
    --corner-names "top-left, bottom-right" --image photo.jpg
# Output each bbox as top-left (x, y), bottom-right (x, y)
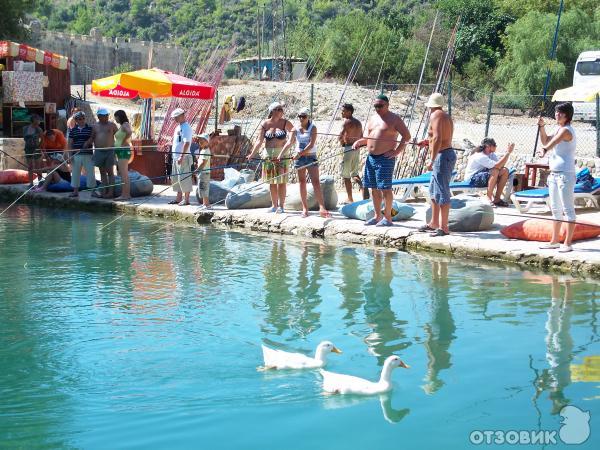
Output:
top-left (263, 119), bottom-right (288, 141)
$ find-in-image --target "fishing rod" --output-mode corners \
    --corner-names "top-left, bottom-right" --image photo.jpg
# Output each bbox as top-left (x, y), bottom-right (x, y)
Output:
top-left (405, 10), bottom-right (438, 132)
top-left (146, 144), bottom-right (362, 236)
top-left (0, 148), bottom-right (29, 170)
top-left (533, 0), bottom-right (564, 157)
top-left (100, 89), bottom-right (308, 231)
top-left (148, 40), bottom-right (380, 236)
top-left (0, 149), bottom-right (82, 218)
top-left (325, 30), bottom-right (371, 136)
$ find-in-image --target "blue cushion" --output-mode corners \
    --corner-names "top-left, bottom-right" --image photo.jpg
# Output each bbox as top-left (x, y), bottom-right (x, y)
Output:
top-left (515, 178), bottom-right (600, 198)
top-left (47, 175), bottom-right (91, 192)
top-left (392, 171), bottom-right (457, 186)
top-left (449, 181), bottom-right (473, 189)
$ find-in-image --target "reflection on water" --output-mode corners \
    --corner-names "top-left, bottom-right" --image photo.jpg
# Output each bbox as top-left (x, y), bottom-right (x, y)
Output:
top-left (322, 392), bottom-right (410, 424)
top-left (362, 251), bottom-right (410, 364)
top-left (422, 260), bottom-right (455, 395)
top-left (1, 204), bottom-right (599, 449)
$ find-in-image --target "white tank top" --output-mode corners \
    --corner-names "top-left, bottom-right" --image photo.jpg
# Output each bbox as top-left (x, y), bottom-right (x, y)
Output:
top-left (549, 124), bottom-right (576, 173)
top-left (295, 122), bottom-right (316, 155)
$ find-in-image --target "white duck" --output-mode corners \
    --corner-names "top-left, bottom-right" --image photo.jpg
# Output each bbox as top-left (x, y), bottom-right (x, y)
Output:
top-left (260, 341), bottom-right (342, 370)
top-left (320, 355), bottom-right (409, 395)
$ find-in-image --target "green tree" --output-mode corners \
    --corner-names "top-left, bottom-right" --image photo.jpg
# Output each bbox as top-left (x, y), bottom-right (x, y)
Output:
top-left (495, 7), bottom-right (600, 95)
top-left (0, 0), bottom-right (38, 40)
top-left (438, 0), bottom-right (514, 70)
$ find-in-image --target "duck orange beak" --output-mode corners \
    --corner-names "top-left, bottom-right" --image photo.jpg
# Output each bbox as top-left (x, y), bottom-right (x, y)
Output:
top-left (399, 360), bottom-right (410, 369)
top-left (332, 347), bottom-right (342, 354)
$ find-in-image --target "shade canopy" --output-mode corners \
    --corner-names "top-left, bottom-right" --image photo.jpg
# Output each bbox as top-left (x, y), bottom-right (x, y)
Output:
top-left (91, 68), bottom-right (215, 100)
top-left (552, 83), bottom-right (600, 102)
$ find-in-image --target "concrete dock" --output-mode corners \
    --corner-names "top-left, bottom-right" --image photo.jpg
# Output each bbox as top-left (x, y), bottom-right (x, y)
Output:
top-left (1, 183), bottom-right (599, 279)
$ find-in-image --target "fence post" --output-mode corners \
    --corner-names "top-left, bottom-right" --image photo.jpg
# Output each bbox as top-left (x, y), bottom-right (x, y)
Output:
top-left (380, 83), bottom-right (385, 95)
top-left (484, 92), bottom-right (494, 138)
top-left (447, 80), bottom-right (452, 117)
top-left (214, 89), bottom-right (219, 133)
top-left (596, 94), bottom-right (599, 157)
top-left (310, 83), bottom-right (314, 119)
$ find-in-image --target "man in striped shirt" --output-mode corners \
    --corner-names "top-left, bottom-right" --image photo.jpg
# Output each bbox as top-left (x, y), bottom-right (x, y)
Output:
top-left (68, 111), bottom-right (96, 197)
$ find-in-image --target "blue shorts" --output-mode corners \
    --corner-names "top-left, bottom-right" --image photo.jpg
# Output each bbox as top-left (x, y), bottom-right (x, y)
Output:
top-left (294, 155), bottom-right (318, 169)
top-left (363, 153), bottom-right (395, 190)
top-left (469, 169), bottom-right (490, 187)
top-left (429, 148), bottom-right (456, 204)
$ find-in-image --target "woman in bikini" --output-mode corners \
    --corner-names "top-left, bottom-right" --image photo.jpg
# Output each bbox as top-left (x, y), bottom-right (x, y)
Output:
top-left (247, 101), bottom-right (294, 213)
top-left (280, 107), bottom-right (331, 218)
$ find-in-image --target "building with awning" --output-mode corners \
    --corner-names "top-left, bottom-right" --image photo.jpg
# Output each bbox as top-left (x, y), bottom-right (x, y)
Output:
top-left (0, 40), bottom-right (71, 138)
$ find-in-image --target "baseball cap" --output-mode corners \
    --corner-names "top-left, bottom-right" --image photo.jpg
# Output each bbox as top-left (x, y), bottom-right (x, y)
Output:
top-left (297, 107), bottom-right (310, 117)
top-left (73, 111), bottom-right (86, 119)
top-left (97, 107), bottom-right (109, 116)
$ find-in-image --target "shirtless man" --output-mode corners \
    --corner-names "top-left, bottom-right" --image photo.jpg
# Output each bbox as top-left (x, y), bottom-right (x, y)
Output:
top-left (421, 93), bottom-right (456, 236)
top-left (338, 103), bottom-right (365, 203)
top-left (91, 108), bottom-right (118, 198)
top-left (352, 95), bottom-right (411, 226)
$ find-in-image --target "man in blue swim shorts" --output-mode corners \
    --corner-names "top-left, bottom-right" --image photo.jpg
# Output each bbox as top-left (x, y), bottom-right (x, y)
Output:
top-left (352, 95), bottom-right (411, 227)
top-left (421, 93), bottom-right (456, 236)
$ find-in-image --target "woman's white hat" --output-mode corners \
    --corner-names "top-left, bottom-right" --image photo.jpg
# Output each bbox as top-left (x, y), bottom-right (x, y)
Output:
top-left (268, 101), bottom-right (284, 113)
top-left (297, 107), bottom-right (310, 116)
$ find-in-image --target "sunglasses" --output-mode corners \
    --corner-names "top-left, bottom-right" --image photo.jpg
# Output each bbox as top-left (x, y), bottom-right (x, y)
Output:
top-left (273, 107), bottom-right (283, 112)
top-left (298, 114), bottom-right (308, 119)
top-left (75, 117), bottom-right (86, 121)
top-left (374, 103), bottom-right (385, 109)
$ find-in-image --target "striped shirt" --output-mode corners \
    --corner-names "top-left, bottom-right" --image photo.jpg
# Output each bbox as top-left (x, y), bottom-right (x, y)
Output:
top-left (69, 125), bottom-right (93, 154)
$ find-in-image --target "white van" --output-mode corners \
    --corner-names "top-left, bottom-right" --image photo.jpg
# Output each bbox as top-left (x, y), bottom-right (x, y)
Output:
top-left (572, 50), bottom-right (600, 121)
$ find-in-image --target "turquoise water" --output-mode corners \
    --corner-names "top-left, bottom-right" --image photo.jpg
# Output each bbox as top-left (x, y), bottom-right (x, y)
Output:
top-left (0, 204), bottom-right (598, 449)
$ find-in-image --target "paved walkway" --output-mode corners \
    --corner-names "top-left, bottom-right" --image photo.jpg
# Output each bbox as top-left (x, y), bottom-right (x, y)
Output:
top-left (1, 184), bottom-right (599, 279)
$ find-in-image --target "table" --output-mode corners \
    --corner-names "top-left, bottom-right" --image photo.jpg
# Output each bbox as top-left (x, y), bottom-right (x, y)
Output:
top-left (523, 163), bottom-right (549, 190)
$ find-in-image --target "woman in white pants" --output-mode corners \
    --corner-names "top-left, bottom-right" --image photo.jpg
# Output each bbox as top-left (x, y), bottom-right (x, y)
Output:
top-left (538, 102), bottom-right (577, 253)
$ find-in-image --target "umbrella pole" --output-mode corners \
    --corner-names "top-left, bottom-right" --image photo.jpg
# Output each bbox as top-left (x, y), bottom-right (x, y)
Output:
top-left (533, 0), bottom-right (564, 158)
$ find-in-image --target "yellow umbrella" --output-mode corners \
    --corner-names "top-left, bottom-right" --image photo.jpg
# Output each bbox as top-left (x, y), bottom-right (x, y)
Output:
top-left (91, 68), bottom-right (215, 99)
top-left (552, 82), bottom-right (600, 102)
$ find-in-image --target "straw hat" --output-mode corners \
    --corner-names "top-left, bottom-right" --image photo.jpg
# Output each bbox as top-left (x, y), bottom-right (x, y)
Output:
top-left (425, 93), bottom-right (445, 108)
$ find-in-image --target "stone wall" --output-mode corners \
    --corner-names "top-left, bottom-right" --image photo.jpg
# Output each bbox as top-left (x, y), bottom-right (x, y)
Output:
top-left (26, 26), bottom-right (184, 84)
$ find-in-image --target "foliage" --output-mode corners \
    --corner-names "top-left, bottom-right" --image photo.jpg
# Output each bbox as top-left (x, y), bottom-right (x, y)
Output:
top-left (113, 62), bottom-right (135, 74)
top-left (495, 7), bottom-right (600, 95)
top-left (0, 0), bottom-right (38, 40)
top-left (25, 0), bottom-right (600, 95)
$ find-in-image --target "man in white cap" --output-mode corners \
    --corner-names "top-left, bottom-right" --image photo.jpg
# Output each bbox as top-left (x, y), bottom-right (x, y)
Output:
top-left (195, 133), bottom-right (211, 209)
top-left (421, 92), bottom-right (456, 236)
top-left (169, 108), bottom-right (194, 206)
top-left (90, 107), bottom-right (118, 198)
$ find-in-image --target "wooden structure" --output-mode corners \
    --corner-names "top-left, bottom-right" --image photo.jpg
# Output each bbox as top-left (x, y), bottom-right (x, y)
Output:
top-left (0, 41), bottom-right (71, 137)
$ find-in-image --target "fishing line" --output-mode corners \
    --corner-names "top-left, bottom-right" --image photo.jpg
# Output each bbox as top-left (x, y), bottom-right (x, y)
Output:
top-left (0, 149), bottom-right (82, 217)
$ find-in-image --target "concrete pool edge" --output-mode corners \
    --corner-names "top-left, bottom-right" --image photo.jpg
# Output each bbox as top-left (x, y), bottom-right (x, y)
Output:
top-left (1, 184), bottom-right (599, 280)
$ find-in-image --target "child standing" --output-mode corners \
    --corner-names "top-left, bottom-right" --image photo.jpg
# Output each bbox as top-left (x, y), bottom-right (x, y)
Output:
top-left (196, 133), bottom-right (211, 209)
